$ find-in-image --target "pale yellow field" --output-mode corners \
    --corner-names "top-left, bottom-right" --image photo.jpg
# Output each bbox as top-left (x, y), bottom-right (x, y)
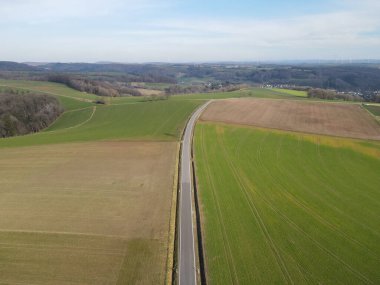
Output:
top-left (0, 141), bottom-right (177, 284)
top-left (136, 88), bottom-right (164, 96)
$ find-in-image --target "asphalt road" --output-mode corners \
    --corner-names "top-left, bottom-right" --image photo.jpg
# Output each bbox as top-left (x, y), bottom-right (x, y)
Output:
top-left (179, 101), bottom-right (212, 285)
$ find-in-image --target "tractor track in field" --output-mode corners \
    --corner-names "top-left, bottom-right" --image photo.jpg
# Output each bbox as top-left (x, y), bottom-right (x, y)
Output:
top-left (45, 106), bottom-right (97, 133)
top-left (198, 126), bottom-right (239, 284)
top-left (263, 135), bottom-right (377, 254)
top-left (215, 126), bottom-right (375, 284)
top-left (216, 130), bottom-right (294, 284)
top-left (233, 134), bottom-right (374, 284)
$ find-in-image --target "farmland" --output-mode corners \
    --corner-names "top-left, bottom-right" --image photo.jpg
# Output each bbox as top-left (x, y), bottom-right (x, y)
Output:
top-left (271, 88), bottom-right (308, 97)
top-left (2, 78), bottom-right (377, 284)
top-left (201, 98), bottom-right (380, 140)
top-left (0, 141), bottom-right (177, 284)
top-left (0, 80), bottom-right (206, 284)
top-left (0, 97), bottom-right (202, 148)
top-left (194, 122), bottom-right (380, 284)
top-left (364, 104), bottom-right (380, 116)
top-left (172, 87), bottom-right (306, 101)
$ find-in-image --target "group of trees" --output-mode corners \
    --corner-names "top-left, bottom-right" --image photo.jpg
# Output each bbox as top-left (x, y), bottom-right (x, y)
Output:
top-left (307, 88), bottom-right (362, 101)
top-left (181, 64), bottom-right (380, 94)
top-left (0, 91), bottom-right (63, 138)
top-left (47, 74), bottom-right (142, 97)
top-left (164, 82), bottom-right (241, 95)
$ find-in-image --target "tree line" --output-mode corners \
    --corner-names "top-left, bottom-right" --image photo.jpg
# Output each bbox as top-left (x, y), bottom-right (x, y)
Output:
top-left (307, 88), bottom-right (363, 101)
top-left (46, 74), bottom-right (143, 97)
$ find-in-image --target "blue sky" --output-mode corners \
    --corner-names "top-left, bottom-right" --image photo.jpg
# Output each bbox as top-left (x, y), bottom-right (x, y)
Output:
top-left (1, 0), bottom-right (379, 62)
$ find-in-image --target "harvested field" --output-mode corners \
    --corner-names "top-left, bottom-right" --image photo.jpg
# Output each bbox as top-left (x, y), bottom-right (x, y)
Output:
top-left (0, 141), bottom-right (177, 284)
top-left (201, 98), bottom-right (380, 140)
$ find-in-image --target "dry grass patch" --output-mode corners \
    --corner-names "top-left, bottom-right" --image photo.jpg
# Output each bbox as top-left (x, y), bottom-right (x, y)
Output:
top-left (0, 141), bottom-right (177, 284)
top-left (136, 88), bottom-right (164, 96)
top-left (201, 98), bottom-right (380, 140)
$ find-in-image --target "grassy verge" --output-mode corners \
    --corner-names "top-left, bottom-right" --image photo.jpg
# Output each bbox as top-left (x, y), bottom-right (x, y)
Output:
top-left (166, 142), bottom-right (180, 285)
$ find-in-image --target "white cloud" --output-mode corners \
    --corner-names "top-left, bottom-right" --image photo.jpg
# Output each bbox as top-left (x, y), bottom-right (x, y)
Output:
top-left (0, 0), bottom-right (379, 61)
top-left (0, 0), bottom-right (157, 23)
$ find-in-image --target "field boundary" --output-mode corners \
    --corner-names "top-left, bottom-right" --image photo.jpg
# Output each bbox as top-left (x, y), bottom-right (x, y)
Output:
top-left (361, 104), bottom-right (380, 125)
top-left (199, 117), bottom-right (380, 142)
top-left (166, 142), bottom-right (180, 285)
top-left (172, 111), bottom-right (188, 285)
top-left (191, 145), bottom-right (208, 285)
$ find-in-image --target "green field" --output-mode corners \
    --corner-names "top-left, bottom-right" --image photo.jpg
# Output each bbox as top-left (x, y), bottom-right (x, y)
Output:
top-left (272, 88), bottom-right (308, 97)
top-left (0, 100), bottom-right (202, 148)
top-left (194, 122), bottom-right (380, 284)
top-left (364, 104), bottom-right (380, 116)
top-left (0, 83), bottom-right (203, 147)
top-left (173, 87), bottom-right (305, 100)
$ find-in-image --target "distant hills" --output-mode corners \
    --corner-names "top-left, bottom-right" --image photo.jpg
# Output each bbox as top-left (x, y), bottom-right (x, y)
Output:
top-left (1, 61), bottom-right (380, 99)
top-left (0, 61), bottom-right (40, 71)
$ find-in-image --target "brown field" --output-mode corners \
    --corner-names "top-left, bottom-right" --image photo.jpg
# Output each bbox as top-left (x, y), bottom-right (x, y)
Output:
top-left (0, 141), bottom-right (177, 284)
top-left (201, 98), bottom-right (380, 140)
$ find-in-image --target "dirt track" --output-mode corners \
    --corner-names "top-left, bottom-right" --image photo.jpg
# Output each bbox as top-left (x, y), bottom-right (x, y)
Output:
top-left (201, 99), bottom-right (380, 140)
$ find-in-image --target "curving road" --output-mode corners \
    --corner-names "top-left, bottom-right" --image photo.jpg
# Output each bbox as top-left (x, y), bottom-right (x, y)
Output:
top-left (179, 101), bottom-right (212, 285)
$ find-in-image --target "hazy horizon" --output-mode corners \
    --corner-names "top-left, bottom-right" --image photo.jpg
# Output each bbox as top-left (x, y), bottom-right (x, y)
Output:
top-left (1, 0), bottom-right (380, 62)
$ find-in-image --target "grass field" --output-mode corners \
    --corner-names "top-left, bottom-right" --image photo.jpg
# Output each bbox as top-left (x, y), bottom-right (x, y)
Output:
top-left (173, 87), bottom-right (306, 100)
top-left (364, 104), bottom-right (380, 116)
top-left (0, 99), bottom-right (202, 148)
top-left (272, 88), bottom-right (308, 97)
top-left (0, 79), bottom-right (149, 105)
top-left (194, 122), bottom-right (380, 284)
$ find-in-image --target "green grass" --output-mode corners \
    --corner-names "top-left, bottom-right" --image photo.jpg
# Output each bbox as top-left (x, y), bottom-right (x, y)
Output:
top-left (173, 87), bottom-right (304, 100)
top-left (272, 88), bottom-right (308, 97)
top-left (45, 107), bottom-right (95, 131)
top-left (363, 104), bottom-right (380, 116)
top-left (0, 79), bottom-right (99, 101)
top-left (0, 79), bottom-right (148, 106)
top-left (194, 122), bottom-right (380, 284)
top-left (0, 100), bottom-right (202, 148)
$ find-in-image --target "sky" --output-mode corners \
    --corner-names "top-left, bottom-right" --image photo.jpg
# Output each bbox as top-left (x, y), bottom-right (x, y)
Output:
top-left (1, 0), bottom-right (380, 62)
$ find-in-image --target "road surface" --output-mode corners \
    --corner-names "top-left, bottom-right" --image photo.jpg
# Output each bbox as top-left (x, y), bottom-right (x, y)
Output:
top-left (179, 101), bottom-right (211, 285)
